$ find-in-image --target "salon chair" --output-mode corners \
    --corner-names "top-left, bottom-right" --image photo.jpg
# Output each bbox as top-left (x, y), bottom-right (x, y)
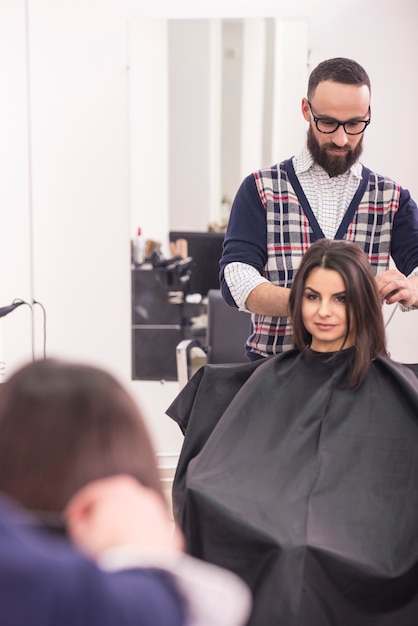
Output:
top-left (176, 289), bottom-right (250, 389)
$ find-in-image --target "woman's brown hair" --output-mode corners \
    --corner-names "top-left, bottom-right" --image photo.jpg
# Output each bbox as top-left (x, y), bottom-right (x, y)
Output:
top-left (0, 358), bottom-right (164, 514)
top-left (289, 239), bottom-right (388, 389)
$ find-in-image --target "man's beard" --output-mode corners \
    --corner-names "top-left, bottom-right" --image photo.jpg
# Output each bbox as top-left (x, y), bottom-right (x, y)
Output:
top-left (307, 125), bottom-right (363, 177)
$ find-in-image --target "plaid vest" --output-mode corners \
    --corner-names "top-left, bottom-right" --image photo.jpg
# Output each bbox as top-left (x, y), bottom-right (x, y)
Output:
top-left (248, 160), bottom-right (400, 355)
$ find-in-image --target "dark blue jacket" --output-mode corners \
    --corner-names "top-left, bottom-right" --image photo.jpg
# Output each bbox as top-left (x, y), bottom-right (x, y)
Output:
top-left (0, 498), bottom-right (184, 626)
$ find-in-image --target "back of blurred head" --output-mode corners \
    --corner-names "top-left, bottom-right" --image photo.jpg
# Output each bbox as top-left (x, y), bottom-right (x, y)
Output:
top-left (0, 359), bottom-right (164, 513)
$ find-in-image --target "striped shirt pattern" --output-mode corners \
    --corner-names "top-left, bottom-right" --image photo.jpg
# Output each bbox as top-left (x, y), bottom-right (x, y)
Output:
top-left (248, 160), bottom-right (400, 356)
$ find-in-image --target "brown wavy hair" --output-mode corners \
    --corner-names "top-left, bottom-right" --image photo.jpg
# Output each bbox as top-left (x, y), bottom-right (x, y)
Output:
top-left (289, 239), bottom-right (388, 389)
top-left (0, 359), bottom-right (164, 514)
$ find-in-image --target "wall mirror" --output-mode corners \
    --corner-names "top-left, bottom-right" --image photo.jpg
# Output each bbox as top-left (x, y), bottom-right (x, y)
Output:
top-left (128, 17), bottom-right (308, 252)
top-left (128, 17), bottom-right (308, 380)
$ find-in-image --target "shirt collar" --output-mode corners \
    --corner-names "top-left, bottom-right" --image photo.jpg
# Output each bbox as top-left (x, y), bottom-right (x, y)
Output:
top-left (293, 144), bottom-right (362, 179)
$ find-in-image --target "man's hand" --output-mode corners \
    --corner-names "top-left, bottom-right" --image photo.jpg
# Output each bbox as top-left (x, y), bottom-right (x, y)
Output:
top-left (375, 269), bottom-right (418, 307)
top-left (64, 475), bottom-right (184, 559)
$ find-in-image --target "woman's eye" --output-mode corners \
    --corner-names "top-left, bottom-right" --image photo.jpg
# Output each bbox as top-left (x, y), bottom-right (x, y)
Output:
top-left (306, 294), bottom-right (318, 301)
top-left (335, 295), bottom-right (346, 303)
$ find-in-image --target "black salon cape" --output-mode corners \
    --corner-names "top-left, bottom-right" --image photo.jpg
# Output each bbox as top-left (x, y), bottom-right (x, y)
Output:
top-left (167, 349), bottom-right (418, 626)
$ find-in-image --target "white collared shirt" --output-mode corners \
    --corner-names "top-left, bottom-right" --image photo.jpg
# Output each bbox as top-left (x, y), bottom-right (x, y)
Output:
top-left (293, 144), bottom-right (363, 239)
top-left (100, 548), bottom-right (251, 626)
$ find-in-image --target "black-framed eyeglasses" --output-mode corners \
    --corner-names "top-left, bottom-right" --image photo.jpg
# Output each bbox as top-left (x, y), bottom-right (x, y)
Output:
top-left (307, 101), bottom-right (371, 135)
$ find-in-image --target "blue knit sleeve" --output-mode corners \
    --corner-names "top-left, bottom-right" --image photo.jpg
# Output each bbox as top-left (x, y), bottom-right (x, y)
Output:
top-left (391, 187), bottom-right (418, 276)
top-left (219, 173), bottom-right (267, 306)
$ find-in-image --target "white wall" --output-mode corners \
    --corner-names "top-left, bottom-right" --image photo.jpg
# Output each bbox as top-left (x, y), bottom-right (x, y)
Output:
top-left (0, 0), bottom-right (417, 458)
top-left (168, 19), bottom-right (220, 232)
top-left (128, 19), bottom-right (169, 254)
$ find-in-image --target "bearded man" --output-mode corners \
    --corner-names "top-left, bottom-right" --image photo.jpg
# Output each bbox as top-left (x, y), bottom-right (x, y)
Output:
top-left (220, 57), bottom-right (418, 358)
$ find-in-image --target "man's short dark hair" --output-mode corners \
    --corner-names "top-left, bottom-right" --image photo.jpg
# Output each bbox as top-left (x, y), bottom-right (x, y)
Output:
top-left (307, 57), bottom-right (371, 99)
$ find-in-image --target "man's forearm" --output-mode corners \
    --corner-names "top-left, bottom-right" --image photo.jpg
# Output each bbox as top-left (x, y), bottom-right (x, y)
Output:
top-left (245, 282), bottom-right (291, 317)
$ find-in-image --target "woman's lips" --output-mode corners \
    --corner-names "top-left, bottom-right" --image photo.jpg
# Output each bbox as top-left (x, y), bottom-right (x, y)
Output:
top-left (315, 323), bottom-right (336, 331)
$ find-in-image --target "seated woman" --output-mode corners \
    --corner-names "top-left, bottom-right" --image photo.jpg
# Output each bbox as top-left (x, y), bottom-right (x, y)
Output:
top-left (167, 239), bottom-right (418, 626)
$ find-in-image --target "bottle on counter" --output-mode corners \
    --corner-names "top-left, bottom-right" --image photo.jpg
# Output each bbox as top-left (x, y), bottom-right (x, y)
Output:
top-left (133, 227), bottom-right (145, 265)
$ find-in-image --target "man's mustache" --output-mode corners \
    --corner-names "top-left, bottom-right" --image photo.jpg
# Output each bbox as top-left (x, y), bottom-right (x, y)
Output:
top-left (324, 143), bottom-right (351, 153)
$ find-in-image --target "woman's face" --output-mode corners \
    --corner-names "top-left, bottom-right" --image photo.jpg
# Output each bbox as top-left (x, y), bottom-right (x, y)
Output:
top-left (301, 267), bottom-right (355, 352)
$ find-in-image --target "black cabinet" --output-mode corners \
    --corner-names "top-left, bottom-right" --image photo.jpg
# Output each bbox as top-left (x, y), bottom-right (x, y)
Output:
top-left (131, 327), bottom-right (182, 381)
top-left (169, 231), bottom-right (224, 296)
top-left (131, 260), bottom-right (202, 381)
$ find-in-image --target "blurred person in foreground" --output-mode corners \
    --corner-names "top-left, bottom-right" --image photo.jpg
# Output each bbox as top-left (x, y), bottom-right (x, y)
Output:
top-left (0, 358), bottom-right (251, 626)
